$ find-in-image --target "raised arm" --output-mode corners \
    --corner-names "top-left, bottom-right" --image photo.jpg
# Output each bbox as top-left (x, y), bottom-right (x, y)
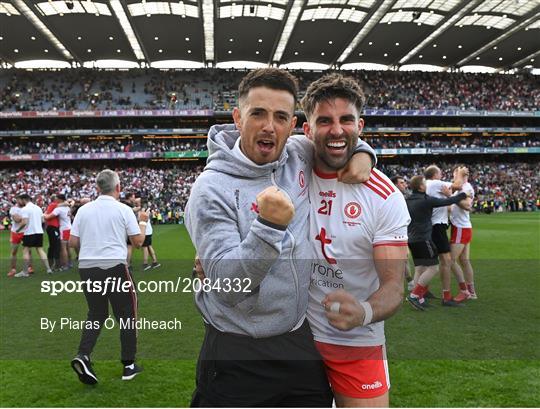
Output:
top-left (450, 166), bottom-right (468, 191)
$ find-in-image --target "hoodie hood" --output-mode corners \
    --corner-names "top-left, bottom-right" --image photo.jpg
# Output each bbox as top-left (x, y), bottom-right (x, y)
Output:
top-left (205, 124), bottom-right (289, 178)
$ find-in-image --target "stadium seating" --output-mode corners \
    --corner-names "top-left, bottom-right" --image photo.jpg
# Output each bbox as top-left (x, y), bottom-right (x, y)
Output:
top-left (1, 69), bottom-right (538, 112)
top-left (1, 163), bottom-right (538, 222)
top-left (2, 136), bottom-right (538, 155)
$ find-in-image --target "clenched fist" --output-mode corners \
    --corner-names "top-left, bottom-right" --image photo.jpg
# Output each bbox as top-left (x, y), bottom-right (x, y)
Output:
top-left (322, 289), bottom-right (365, 331)
top-left (256, 186), bottom-right (295, 226)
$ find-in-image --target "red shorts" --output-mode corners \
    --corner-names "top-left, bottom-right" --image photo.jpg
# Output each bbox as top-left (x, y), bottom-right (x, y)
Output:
top-left (451, 226), bottom-right (472, 244)
top-left (315, 342), bottom-right (390, 399)
top-left (10, 231), bottom-right (24, 245)
top-left (61, 229), bottom-right (70, 241)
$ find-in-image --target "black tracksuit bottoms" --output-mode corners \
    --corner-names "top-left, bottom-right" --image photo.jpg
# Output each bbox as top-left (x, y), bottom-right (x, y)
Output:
top-left (46, 225), bottom-right (61, 266)
top-left (77, 264), bottom-right (137, 364)
top-left (191, 320), bottom-right (333, 407)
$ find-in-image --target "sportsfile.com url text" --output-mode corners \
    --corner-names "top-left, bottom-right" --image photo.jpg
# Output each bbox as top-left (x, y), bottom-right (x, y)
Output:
top-left (41, 277), bottom-right (252, 296)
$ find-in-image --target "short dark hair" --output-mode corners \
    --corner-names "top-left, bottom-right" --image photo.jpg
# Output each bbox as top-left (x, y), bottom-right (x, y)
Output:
top-left (124, 192), bottom-right (134, 200)
top-left (410, 175), bottom-right (425, 192)
top-left (56, 193), bottom-right (66, 201)
top-left (391, 175), bottom-right (405, 185)
top-left (301, 73), bottom-right (366, 119)
top-left (238, 68), bottom-right (299, 103)
top-left (424, 165), bottom-right (440, 180)
top-left (17, 193), bottom-right (31, 201)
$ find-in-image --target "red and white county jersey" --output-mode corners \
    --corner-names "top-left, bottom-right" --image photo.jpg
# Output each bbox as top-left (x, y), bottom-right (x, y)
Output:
top-left (52, 205), bottom-right (72, 231)
top-left (426, 179), bottom-right (452, 225)
top-left (9, 206), bottom-right (23, 233)
top-left (308, 168), bottom-right (410, 347)
top-left (450, 182), bottom-right (474, 228)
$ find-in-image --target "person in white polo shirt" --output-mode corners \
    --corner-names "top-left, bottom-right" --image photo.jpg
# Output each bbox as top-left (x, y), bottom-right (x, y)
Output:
top-left (14, 193), bottom-right (53, 277)
top-left (68, 169), bottom-right (149, 385)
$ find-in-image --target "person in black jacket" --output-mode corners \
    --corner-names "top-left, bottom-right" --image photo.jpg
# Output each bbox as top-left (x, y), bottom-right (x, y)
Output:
top-left (405, 175), bottom-right (468, 310)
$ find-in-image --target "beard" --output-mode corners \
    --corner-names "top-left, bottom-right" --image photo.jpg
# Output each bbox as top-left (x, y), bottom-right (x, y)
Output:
top-left (316, 131), bottom-right (359, 171)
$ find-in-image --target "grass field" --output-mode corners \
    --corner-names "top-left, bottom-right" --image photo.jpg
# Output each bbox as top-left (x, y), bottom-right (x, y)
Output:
top-left (0, 212), bottom-right (539, 407)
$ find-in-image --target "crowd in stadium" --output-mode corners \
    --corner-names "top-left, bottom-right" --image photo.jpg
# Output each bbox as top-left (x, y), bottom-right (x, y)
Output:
top-left (1, 68), bottom-right (538, 112)
top-left (1, 139), bottom-right (207, 155)
top-left (0, 165), bottom-right (203, 223)
top-left (380, 162), bottom-right (539, 213)
top-left (364, 136), bottom-right (540, 149)
top-left (2, 136), bottom-right (538, 155)
top-left (1, 162), bottom-right (538, 224)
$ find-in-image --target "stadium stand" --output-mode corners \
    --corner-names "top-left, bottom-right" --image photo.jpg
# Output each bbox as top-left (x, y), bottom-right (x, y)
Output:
top-left (0, 69), bottom-right (538, 223)
top-left (1, 139), bottom-right (207, 154)
top-left (1, 69), bottom-right (538, 112)
top-left (0, 165), bottom-right (202, 223)
top-left (1, 162), bottom-right (537, 221)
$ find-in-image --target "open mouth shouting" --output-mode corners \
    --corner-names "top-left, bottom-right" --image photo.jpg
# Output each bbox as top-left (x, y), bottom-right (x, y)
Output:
top-left (257, 139), bottom-right (276, 154)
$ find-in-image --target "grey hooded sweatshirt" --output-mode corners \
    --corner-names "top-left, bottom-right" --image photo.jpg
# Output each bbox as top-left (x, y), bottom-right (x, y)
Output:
top-left (185, 124), bottom-right (376, 338)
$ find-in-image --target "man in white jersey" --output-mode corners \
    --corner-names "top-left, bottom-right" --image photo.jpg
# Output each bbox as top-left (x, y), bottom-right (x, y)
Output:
top-left (302, 74), bottom-right (410, 407)
top-left (424, 165), bottom-right (469, 305)
top-left (14, 193), bottom-right (52, 277)
top-left (449, 166), bottom-right (477, 299)
top-left (44, 194), bottom-right (73, 270)
top-left (7, 198), bottom-right (32, 277)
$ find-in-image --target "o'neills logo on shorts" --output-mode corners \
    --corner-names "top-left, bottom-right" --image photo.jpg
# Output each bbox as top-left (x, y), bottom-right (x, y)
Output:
top-left (362, 380), bottom-right (383, 390)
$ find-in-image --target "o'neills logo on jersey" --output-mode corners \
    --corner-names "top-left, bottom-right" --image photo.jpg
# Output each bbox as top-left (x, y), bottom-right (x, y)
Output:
top-left (299, 170), bottom-right (305, 188)
top-left (319, 190), bottom-right (336, 198)
top-left (362, 381), bottom-right (383, 390)
top-left (251, 202), bottom-right (259, 214)
top-left (344, 202), bottom-right (361, 219)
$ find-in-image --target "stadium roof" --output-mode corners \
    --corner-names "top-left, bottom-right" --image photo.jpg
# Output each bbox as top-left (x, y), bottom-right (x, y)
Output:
top-left (1, 0), bottom-right (539, 71)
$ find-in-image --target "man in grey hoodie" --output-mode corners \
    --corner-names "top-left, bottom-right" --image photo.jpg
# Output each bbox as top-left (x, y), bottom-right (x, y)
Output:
top-left (185, 68), bottom-right (376, 407)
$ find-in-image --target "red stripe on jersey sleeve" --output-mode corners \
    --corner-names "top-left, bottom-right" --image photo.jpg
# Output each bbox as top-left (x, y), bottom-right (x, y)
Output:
top-left (371, 169), bottom-right (395, 193)
top-left (373, 241), bottom-right (408, 248)
top-left (364, 181), bottom-right (389, 200)
top-left (368, 177), bottom-right (392, 196)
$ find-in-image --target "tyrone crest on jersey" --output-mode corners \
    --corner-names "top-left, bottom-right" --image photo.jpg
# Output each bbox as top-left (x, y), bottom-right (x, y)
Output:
top-left (344, 201), bottom-right (361, 219)
top-left (299, 170), bottom-right (305, 188)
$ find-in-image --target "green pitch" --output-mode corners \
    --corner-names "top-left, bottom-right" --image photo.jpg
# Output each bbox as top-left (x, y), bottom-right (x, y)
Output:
top-left (0, 213), bottom-right (539, 407)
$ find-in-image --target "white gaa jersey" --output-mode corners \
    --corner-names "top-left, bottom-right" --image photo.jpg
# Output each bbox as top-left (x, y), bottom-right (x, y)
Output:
top-left (145, 219), bottom-right (153, 235)
top-left (21, 202), bottom-right (44, 235)
top-left (9, 206), bottom-right (23, 233)
top-left (52, 206), bottom-right (72, 232)
top-left (308, 168), bottom-right (410, 347)
top-left (426, 179), bottom-right (452, 225)
top-left (450, 182), bottom-right (474, 228)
